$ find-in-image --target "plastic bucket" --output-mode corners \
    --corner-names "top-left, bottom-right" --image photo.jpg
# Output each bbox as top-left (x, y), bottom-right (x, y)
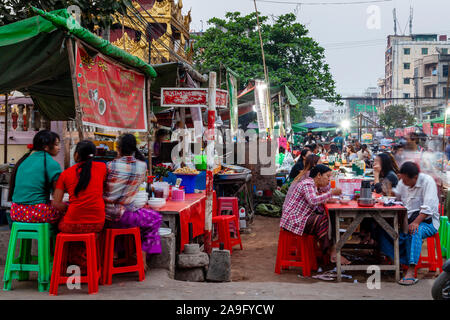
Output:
top-left (175, 174), bottom-right (197, 194)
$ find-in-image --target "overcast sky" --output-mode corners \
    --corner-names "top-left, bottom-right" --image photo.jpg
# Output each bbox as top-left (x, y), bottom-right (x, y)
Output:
top-left (182, 0), bottom-right (450, 111)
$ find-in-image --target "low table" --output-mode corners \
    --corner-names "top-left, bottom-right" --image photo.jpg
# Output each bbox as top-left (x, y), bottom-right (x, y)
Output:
top-left (325, 201), bottom-right (407, 282)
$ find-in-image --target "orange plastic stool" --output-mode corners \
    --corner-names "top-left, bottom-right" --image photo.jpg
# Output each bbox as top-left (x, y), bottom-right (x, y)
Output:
top-left (49, 233), bottom-right (100, 295)
top-left (275, 228), bottom-right (317, 276)
top-left (415, 232), bottom-right (443, 277)
top-left (101, 227), bottom-right (145, 285)
top-left (212, 196), bottom-right (243, 254)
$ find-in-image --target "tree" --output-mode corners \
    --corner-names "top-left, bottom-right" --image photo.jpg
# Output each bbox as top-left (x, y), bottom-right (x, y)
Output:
top-left (0, 0), bottom-right (131, 31)
top-left (193, 12), bottom-right (341, 123)
top-left (379, 105), bottom-right (415, 130)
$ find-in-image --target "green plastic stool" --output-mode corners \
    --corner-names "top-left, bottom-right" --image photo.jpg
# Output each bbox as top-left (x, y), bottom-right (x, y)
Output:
top-left (446, 221), bottom-right (450, 259)
top-left (3, 222), bottom-right (55, 292)
top-left (439, 216), bottom-right (448, 257)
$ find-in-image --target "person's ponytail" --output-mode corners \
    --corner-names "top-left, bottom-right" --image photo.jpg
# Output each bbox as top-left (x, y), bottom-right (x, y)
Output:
top-left (74, 140), bottom-right (96, 196)
top-left (8, 151), bottom-right (32, 202)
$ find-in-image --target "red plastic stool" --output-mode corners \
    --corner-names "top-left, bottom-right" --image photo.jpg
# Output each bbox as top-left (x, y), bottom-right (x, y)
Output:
top-left (275, 228), bottom-right (317, 276)
top-left (212, 196), bottom-right (243, 254)
top-left (101, 227), bottom-right (145, 285)
top-left (415, 232), bottom-right (443, 277)
top-left (49, 233), bottom-right (100, 295)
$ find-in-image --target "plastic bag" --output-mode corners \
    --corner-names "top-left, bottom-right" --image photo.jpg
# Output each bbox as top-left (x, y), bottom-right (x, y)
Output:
top-left (273, 189), bottom-right (286, 207)
top-left (279, 152), bottom-right (294, 172)
top-left (255, 203), bottom-right (281, 217)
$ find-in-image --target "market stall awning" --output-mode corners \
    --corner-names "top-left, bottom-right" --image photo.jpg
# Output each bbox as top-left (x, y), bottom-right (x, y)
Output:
top-left (0, 8), bottom-right (157, 121)
top-left (301, 122), bottom-right (337, 129)
top-left (311, 127), bottom-right (337, 132)
top-left (292, 123), bottom-right (308, 133)
top-left (423, 115), bottom-right (444, 124)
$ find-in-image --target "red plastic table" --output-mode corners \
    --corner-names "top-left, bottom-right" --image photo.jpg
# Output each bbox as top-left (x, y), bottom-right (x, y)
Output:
top-left (324, 200), bottom-right (407, 282)
top-left (156, 191), bottom-right (206, 253)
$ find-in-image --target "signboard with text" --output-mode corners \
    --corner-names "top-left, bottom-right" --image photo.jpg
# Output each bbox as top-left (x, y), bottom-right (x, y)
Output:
top-left (75, 44), bottom-right (147, 131)
top-left (161, 88), bottom-right (228, 108)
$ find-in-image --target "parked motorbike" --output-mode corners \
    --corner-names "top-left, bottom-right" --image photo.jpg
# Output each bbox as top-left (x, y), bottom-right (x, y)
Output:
top-left (431, 259), bottom-right (450, 300)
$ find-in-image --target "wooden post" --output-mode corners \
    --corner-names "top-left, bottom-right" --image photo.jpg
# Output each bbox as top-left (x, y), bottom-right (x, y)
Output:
top-left (66, 37), bottom-right (84, 141)
top-left (3, 93), bottom-right (8, 164)
top-left (204, 71), bottom-right (216, 255)
top-left (146, 77), bottom-right (153, 175)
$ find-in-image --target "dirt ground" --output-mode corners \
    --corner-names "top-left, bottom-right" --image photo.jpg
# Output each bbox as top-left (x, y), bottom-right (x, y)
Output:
top-left (230, 215), bottom-right (439, 284)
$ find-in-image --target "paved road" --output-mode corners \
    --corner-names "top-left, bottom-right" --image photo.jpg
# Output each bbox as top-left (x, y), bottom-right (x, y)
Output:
top-left (0, 267), bottom-right (433, 300)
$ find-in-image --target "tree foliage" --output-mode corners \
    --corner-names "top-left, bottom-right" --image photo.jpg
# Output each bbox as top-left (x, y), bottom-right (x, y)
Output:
top-left (193, 12), bottom-right (341, 123)
top-left (0, 0), bottom-right (131, 31)
top-left (379, 105), bottom-right (415, 130)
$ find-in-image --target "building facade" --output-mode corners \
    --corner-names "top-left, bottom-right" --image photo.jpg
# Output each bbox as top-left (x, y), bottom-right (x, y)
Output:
top-left (380, 34), bottom-right (450, 116)
top-left (414, 52), bottom-right (450, 121)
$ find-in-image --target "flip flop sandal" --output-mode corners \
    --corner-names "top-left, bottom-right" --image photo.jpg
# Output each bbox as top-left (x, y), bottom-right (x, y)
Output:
top-left (398, 277), bottom-right (419, 286)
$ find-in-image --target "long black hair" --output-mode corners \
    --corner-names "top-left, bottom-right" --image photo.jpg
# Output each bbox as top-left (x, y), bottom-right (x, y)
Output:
top-left (310, 164), bottom-right (332, 178)
top-left (117, 133), bottom-right (146, 162)
top-left (74, 140), bottom-right (97, 196)
top-left (8, 130), bottom-right (60, 201)
top-left (377, 152), bottom-right (396, 178)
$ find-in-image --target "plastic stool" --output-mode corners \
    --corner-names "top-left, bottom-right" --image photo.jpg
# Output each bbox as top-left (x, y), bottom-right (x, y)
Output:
top-left (415, 232), bottom-right (444, 277)
top-left (3, 222), bottom-right (54, 292)
top-left (275, 228), bottom-right (317, 276)
top-left (49, 233), bottom-right (100, 295)
top-left (101, 227), bottom-right (145, 285)
top-left (212, 196), bottom-right (243, 254)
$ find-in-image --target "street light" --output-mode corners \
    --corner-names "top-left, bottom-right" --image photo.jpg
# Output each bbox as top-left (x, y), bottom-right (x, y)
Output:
top-left (341, 119), bottom-right (351, 130)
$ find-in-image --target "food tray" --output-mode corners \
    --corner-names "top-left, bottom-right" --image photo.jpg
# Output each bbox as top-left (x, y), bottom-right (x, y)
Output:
top-left (215, 169), bottom-right (251, 180)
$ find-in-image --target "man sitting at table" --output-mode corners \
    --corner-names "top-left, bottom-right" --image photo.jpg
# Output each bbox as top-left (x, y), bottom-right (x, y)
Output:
top-left (377, 161), bottom-right (440, 286)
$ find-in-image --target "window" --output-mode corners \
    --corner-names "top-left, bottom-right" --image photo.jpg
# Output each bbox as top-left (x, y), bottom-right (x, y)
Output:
top-left (422, 48), bottom-right (428, 55)
top-left (404, 63), bottom-right (410, 70)
top-left (404, 48), bottom-right (410, 55)
top-left (442, 48), bottom-right (449, 54)
top-left (404, 78), bottom-right (411, 84)
top-left (444, 65), bottom-right (449, 77)
top-left (404, 93), bottom-right (410, 98)
top-left (444, 88), bottom-right (450, 98)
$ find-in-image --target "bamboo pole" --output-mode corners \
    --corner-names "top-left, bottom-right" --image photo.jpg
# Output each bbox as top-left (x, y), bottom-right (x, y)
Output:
top-left (204, 71), bottom-right (216, 255)
top-left (3, 93), bottom-right (8, 164)
top-left (146, 77), bottom-right (153, 175)
top-left (66, 38), bottom-right (85, 141)
top-left (253, 0), bottom-right (273, 137)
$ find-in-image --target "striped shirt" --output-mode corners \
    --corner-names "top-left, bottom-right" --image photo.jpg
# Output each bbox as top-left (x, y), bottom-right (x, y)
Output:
top-left (281, 177), bottom-right (331, 235)
top-left (104, 156), bottom-right (147, 221)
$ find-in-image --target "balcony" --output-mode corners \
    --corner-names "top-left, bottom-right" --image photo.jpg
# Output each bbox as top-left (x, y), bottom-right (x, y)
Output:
top-left (423, 75), bottom-right (439, 86)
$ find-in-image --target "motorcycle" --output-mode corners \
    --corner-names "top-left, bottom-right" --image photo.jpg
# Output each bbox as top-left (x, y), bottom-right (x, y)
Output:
top-left (432, 259), bottom-right (450, 300)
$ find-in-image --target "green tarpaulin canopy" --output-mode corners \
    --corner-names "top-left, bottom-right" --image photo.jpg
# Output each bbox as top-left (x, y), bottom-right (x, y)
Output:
top-left (292, 123), bottom-right (308, 133)
top-left (0, 8), bottom-right (157, 121)
top-left (311, 127), bottom-right (337, 133)
top-left (423, 116), bottom-right (445, 124)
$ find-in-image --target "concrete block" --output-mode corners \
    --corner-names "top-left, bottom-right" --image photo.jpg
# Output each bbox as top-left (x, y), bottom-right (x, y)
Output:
top-left (206, 248), bottom-right (231, 282)
top-left (177, 252), bottom-right (209, 269)
top-left (147, 232), bottom-right (176, 279)
top-left (175, 267), bottom-right (205, 282)
top-left (184, 243), bottom-right (200, 254)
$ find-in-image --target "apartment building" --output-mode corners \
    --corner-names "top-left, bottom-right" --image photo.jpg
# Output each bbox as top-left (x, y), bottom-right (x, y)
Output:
top-left (312, 104), bottom-right (347, 124)
top-left (413, 52), bottom-right (450, 121)
top-left (380, 34), bottom-right (450, 115)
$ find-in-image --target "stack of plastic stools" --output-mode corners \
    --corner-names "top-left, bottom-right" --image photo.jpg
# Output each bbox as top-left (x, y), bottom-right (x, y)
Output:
top-left (275, 228), bottom-right (316, 276)
top-left (415, 232), bottom-right (444, 277)
top-left (439, 216), bottom-right (448, 257)
top-left (101, 227), bottom-right (145, 285)
top-left (212, 196), bottom-right (243, 254)
top-left (3, 222), bottom-right (54, 292)
top-left (49, 233), bottom-right (100, 295)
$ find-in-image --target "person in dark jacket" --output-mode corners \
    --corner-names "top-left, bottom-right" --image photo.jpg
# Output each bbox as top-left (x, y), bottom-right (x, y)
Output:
top-left (289, 148), bottom-right (311, 180)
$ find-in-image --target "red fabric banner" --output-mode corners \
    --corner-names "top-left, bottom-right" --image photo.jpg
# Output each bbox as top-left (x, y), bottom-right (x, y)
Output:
top-left (422, 122), bottom-right (431, 135)
top-left (432, 123), bottom-right (450, 136)
top-left (395, 128), bottom-right (404, 137)
top-left (75, 44), bottom-right (147, 131)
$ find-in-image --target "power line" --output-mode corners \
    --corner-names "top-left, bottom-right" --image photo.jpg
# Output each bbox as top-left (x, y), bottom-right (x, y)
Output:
top-left (252, 0), bottom-right (392, 5)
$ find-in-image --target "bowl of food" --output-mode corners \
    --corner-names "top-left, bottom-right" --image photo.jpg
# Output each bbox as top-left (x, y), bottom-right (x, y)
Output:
top-left (340, 195), bottom-right (351, 204)
top-left (327, 196), bottom-right (340, 203)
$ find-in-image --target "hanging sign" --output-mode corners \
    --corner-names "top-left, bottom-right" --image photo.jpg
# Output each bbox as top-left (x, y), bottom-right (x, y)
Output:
top-left (161, 88), bottom-right (228, 108)
top-left (227, 70), bottom-right (238, 138)
top-left (254, 80), bottom-right (269, 133)
top-left (75, 43), bottom-right (147, 131)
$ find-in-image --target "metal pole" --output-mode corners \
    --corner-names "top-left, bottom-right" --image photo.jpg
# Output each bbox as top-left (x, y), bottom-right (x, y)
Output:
top-left (66, 38), bottom-right (85, 141)
top-left (442, 63), bottom-right (450, 172)
top-left (3, 93), bottom-right (8, 164)
top-left (204, 71), bottom-right (216, 255)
